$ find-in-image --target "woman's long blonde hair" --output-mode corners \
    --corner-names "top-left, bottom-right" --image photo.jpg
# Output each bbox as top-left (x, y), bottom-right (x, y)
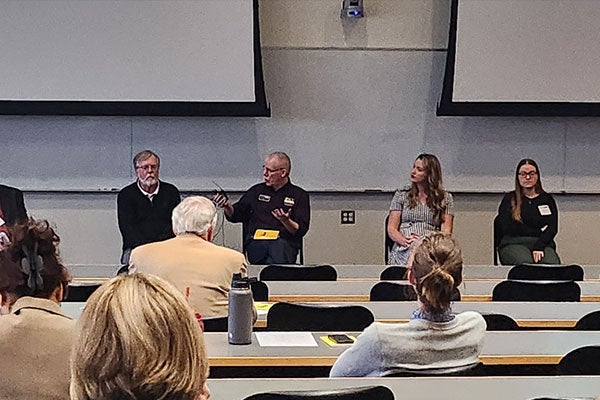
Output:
top-left (407, 154), bottom-right (447, 227)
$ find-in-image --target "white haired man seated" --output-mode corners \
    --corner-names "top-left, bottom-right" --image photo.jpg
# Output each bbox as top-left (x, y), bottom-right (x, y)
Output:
top-left (129, 196), bottom-right (255, 320)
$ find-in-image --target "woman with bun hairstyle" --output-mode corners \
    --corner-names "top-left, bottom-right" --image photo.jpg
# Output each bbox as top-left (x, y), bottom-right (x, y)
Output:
top-left (387, 154), bottom-right (454, 265)
top-left (0, 219), bottom-right (74, 400)
top-left (496, 158), bottom-right (560, 264)
top-left (330, 233), bottom-right (486, 377)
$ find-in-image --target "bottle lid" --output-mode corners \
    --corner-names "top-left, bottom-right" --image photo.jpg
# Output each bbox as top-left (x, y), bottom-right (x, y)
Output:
top-left (232, 279), bottom-right (250, 289)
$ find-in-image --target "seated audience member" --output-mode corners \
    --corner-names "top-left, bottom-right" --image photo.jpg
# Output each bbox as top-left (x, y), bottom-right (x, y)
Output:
top-left (129, 196), bottom-right (255, 320)
top-left (387, 154), bottom-right (454, 265)
top-left (70, 273), bottom-right (210, 400)
top-left (497, 158), bottom-right (561, 265)
top-left (0, 184), bottom-right (28, 250)
top-left (0, 219), bottom-right (74, 400)
top-left (117, 149), bottom-right (181, 264)
top-left (329, 233), bottom-right (485, 377)
top-left (214, 151), bottom-right (310, 264)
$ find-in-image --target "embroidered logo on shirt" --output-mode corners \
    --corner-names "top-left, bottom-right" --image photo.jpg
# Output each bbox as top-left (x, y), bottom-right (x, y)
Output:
top-left (283, 197), bottom-right (295, 207)
top-left (258, 194), bottom-right (271, 202)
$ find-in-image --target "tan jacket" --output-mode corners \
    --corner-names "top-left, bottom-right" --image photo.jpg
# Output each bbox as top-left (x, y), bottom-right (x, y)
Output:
top-left (130, 234), bottom-right (251, 318)
top-left (0, 296), bottom-right (76, 400)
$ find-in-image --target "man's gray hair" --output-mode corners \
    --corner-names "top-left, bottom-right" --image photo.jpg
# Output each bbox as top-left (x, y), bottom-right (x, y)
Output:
top-left (133, 150), bottom-right (160, 169)
top-left (267, 151), bottom-right (291, 174)
top-left (171, 196), bottom-right (217, 236)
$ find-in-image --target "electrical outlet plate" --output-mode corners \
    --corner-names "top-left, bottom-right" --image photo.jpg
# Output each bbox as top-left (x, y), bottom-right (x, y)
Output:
top-left (341, 210), bottom-right (355, 224)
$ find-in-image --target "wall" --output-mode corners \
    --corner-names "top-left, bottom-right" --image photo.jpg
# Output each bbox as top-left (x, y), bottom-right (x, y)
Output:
top-left (4, 0), bottom-right (600, 270)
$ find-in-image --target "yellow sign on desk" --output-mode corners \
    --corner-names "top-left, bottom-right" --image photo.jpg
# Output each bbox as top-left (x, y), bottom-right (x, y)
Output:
top-left (253, 229), bottom-right (279, 240)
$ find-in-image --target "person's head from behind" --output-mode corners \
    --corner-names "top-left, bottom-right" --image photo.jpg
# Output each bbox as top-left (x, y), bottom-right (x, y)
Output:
top-left (263, 151), bottom-right (291, 189)
top-left (0, 218), bottom-right (70, 314)
top-left (70, 273), bottom-right (209, 400)
top-left (408, 233), bottom-right (462, 314)
top-left (410, 153), bottom-right (443, 189)
top-left (172, 196), bottom-right (217, 241)
top-left (514, 158), bottom-right (543, 194)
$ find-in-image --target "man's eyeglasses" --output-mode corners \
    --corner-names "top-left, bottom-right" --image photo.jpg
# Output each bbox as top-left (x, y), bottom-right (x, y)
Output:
top-left (518, 171), bottom-right (538, 178)
top-left (263, 165), bottom-right (284, 174)
top-left (136, 164), bottom-right (158, 171)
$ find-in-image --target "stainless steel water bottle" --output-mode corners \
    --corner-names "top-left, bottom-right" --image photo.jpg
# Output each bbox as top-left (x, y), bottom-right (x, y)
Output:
top-left (228, 273), bottom-right (253, 345)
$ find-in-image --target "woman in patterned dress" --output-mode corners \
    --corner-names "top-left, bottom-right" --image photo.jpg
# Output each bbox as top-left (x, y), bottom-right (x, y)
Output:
top-left (387, 154), bottom-right (454, 265)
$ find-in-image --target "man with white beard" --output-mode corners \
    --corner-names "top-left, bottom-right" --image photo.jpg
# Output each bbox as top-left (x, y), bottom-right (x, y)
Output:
top-left (117, 150), bottom-right (181, 265)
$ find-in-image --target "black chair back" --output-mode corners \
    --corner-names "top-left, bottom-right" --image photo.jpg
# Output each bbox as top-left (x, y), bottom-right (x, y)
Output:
top-left (266, 302), bottom-right (374, 331)
top-left (557, 345), bottom-right (600, 375)
top-left (492, 280), bottom-right (581, 302)
top-left (244, 385), bottom-right (395, 400)
top-left (64, 283), bottom-right (101, 302)
top-left (250, 280), bottom-right (269, 301)
top-left (201, 316), bottom-right (228, 332)
top-left (369, 281), bottom-right (460, 302)
top-left (384, 362), bottom-right (483, 377)
top-left (259, 265), bottom-right (336, 281)
top-left (508, 264), bottom-right (584, 281)
top-left (574, 310), bottom-right (600, 330)
top-left (369, 282), bottom-right (416, 301)
top-left (493, 215), bottom-right (502, 265)
top-left (384, 215), bottom-right (395, 264)
top-left (481, 313), bottom-right (519, 331)
top-left (379, 266), bottom-right (408, 280)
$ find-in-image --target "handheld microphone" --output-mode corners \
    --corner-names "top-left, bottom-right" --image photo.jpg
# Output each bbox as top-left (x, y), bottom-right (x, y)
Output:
top-left (212, 180), bottom-right (228, 201)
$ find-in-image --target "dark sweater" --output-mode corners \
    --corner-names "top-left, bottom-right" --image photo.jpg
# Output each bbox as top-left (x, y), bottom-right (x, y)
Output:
top-left (117, 181), bottom-right (181, 250)
top-left (227, 181), bottom-right (310, 248)
top-left (497, 191), bottom-right (558, 251)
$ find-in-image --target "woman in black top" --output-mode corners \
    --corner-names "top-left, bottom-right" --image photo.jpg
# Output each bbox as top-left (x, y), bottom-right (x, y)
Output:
top-left (496, 159), bottom-right (561, 265)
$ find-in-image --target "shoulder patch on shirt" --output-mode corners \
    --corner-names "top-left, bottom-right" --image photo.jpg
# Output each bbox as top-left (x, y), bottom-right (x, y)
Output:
top-left (258, 194), bottom-right (271, 202)
top-left (283, 197), bottom-right (295, 207)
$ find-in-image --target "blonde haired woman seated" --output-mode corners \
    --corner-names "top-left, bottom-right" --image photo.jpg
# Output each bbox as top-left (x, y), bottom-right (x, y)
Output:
top-left (330, 233), bottom-right (485, 377)
top-left (70, 273), bottom-right (210, 400)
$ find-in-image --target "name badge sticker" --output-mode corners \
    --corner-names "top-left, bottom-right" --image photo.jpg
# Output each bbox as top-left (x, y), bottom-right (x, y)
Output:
top-left (258, 194), bottom-right (271, 202)
top-left (283, 197), bottom-right (295, 207)
top-left (538, 205), bottom-right (552, 216)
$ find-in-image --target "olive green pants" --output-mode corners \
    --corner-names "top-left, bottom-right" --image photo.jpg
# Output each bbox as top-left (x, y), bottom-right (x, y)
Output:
top-left (498, 236), bottom-right (561, 265)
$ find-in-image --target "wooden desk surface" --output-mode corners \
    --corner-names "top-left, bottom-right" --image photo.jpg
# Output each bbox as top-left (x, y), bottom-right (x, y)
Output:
top-left (207, 376), bottom-right (600, 400)
top-left (62, 301), bottom-right (600, 328)
top-left (204, 330), bottom-right (600, 367)
top-left (248, 264), bottom-right (600, 280)
top-left (264, 280), bottom-right (600, 302)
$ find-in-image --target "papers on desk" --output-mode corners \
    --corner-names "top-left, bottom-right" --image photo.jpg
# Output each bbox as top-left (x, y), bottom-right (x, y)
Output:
top-left (254, 302), bottom-right (273, 316)
top-left (255, 332), bottom-right (318, 347)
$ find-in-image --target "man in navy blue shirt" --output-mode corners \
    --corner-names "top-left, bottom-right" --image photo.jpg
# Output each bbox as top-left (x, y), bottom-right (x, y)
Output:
top-left (214, 152), bottom-right (310, 264)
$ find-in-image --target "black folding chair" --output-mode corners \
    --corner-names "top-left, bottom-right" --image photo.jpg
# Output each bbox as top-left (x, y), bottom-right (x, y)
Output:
top-left (481, 313), bottom-right (520, 331)
top-left (259, 265), bottom-right (336, 281)
top-left (201, 316), bottom-right (228, 332)
top-left (244, 385), bottom-right (395, 400)
top-left (508, 264), bottom-right (584, 281)
top-left (384, 215), bottom-right (395, 264)
top-left (384, 362), bottom-right (483, 377)
top-left (493, 215), bottom-right (502, 265)
top-left (250, 280), bottom-right (269, 301)
top-left (64, 283), bottom-right (101, 302)
top-left (492, 280), bottom-right (581, 302)
top-left (573, 310), bottom-right (600, 330)
top-left (369, 281), bottom-right (460, 302)
top-left (379, 266), bottom-right (408, 280)
top-left (557, 345), bottom-right (600, 375)
top-left (266, 302), bottom-right (374, 331)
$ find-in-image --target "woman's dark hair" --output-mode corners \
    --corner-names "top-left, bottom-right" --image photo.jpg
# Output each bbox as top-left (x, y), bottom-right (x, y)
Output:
top-left (0, 219), bottom-right (70, 305)
top-left (511, 158), bottom-right (544, 222)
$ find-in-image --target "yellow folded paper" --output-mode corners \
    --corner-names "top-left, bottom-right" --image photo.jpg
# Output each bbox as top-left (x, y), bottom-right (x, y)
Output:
top-left (253, 229), bottom-right (279, 240)
top-left (320, 335), bottom-right (357, 347)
